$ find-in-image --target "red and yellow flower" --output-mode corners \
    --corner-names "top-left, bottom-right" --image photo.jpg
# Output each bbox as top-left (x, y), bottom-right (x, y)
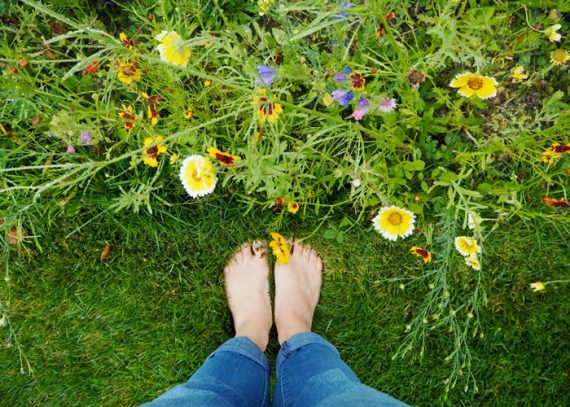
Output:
top-left (269, 232), bottom-right (290, 265)
top-left (287, 201), bottom-right (300, 214)
top-left (143, 136), bottom-right (167, 168)
top-left (541, 143), bottom-right (570, 163)
top-left (207, 147), bottom-right (240, 167)
top-left (141, 92), bottom-right (160, 126)
top-left (411, 246), bottom-right (432, 263)
top-left (350, 71), bottom-right (365, 91)
top-left (118, 105), bottom-right (137, 131)
top-left (253, 89), bottom-right (283, 124)
top-left (117, 60), bottom-right (142, 84)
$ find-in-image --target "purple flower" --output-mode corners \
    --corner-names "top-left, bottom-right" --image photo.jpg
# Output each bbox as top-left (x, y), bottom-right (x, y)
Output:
top-left (352, 109), bottom-right (366, 121)
top-left (256, 65), bottom-right (276, 87)
top-left (80, 131), bottom-right (92, 145)
top-left (358, 97), bottom-right (369, 109)
top-left (331, 90), bottom-right (354, 107)
top-left (334, 2), bottom-right (352, 18)
top-left (334, 73), bottom-right (347, 82)
top-left (66, 144), bottom-right (76, 154)
top-left (379, 97), bottom-right (397, 113)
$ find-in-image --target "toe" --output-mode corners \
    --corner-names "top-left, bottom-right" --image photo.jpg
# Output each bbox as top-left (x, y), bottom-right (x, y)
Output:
top-left (293, 240), bottom-right (304, 255)
top-left (252, 240), bottom-right (267, 258)
top-left (236, 243), bottom-right (250, 263)
top-left (302, 246), bottom-right (312, 261)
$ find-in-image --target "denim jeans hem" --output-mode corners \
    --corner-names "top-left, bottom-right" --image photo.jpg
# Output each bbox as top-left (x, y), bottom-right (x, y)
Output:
top-left (276, 332), bottom-right (338, 371)
top-left (214, 336), bottom-right (271, 373)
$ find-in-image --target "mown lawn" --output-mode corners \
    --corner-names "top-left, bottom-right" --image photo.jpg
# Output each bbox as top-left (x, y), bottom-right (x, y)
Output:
top-left (1, 201), bottom-right (568, 406)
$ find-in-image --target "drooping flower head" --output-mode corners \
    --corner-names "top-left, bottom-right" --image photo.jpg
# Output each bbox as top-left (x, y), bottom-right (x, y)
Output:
top-left (464, 254), bottom-right (481, 270)
top-left (454, 236), bottom-right (481, 257)
top-left (331, 90), bottom-right (354, 107)
top-left (378, 97), bottom-right (397, 113)
top-left (118, 105), bottom-right (137, 131)
top-left (143, 136), bottom-right (167, 168)
top-left (541, 143), bottom-right (570, 163)
top-left (411, 246), bottom-right (432, 263)
top-left (372, 205), bottom-right (416, 241)
top-left (545, 24), bottom-right (562, 42)
top-left (542, 196), bottom-right (569, 207)
top-left (449, 72), bottom-right (497, 99)
top-left (511, 65), bottom-right (528, 81)
top-left (349, 71), bottom-right (365, 91)
top-left (156, 30), bottom-right (191, 67)
top-left (141, 92), bottom-right (161, 126)
top-left (256, 65), bottom-right (276, 87)
top-left (207, 147), bottom-right (240, 167)
top-left (179, 155), bottom-right (217, 198)
top-left (550, 49), bottom-right (569, 65)
top-left (117, 60), bottom-right (142, 84)
top-left (253, 89), bottom-right (283, 124)
top-left (269, 232), bottom-right (290, 265)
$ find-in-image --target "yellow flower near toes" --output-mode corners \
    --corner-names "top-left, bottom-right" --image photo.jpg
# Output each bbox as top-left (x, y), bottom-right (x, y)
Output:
top-left (269, 232), bottom-right (290, 265)
top-left (449, 72), bottom-right (498, 99)
top-left (156, 31), bottom-right (190, 67)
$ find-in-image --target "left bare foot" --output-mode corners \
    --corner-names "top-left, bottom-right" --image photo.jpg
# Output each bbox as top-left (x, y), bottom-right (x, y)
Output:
top-left (224, 243), bottom-right (272, 351)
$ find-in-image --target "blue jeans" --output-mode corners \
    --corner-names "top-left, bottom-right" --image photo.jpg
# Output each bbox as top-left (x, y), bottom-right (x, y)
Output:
top-left (143, 332), bottom-right (408, 406)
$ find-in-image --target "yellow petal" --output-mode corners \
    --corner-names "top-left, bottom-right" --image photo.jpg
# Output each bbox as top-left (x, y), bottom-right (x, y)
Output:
top-left (449, 72), bottom-right (473, 88)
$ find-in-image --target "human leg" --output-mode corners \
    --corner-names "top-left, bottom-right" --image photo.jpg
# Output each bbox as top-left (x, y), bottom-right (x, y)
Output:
top-left (143, 243), bottom-right (272, 407)
top-left (272, 242), bottom-right (408, 407)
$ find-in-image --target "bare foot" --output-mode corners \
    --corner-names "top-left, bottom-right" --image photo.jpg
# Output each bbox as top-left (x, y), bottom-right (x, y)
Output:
top-left (224, 242), bottom-right (272, 351)
top-left (274, 241), bottom-right (323, 344)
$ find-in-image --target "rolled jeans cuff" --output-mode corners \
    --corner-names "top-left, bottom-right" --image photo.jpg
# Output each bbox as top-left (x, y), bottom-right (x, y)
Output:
top-left (213, 336), bottom-right (271, 373)
top-left (277, 332), bottom-right (338, 370)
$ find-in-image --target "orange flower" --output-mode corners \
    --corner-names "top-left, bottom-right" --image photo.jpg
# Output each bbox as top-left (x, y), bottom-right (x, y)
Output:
top-left (82, 60), bottom-right (99, 76)
top-left (207, 147), bottom-right (240, 167)
top-left (542, 197), bottom-right (569, 207)
top-left (410, 246), bottom-right (432, 263)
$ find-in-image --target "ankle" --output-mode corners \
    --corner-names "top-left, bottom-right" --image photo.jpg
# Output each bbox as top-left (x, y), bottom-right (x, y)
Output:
top-left (276, 320), bottom-right (312, 345)
top-left (235, 322), bottom-right (269, 351)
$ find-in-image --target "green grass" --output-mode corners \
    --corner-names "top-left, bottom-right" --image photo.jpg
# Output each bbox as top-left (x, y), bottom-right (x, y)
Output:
top-left (1, 201), bottom-right (568, 406)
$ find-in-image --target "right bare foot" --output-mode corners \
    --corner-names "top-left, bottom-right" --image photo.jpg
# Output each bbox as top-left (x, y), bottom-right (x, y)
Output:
top-left (274, 241), bottom-right (323, 344)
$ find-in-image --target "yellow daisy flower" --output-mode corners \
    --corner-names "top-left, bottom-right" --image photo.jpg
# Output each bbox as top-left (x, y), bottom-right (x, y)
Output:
top-left (287, 201), bottom-right (300, 214)
top-left (253, 89), bottom-right (283, 124)
top-left (269, 232), bottom-right (290, 265)
top-left (545, 24), bottom-right (562, 42)
top-left (117, 61), bottom-right (142, 84)
top-left (156, 30), bottom-right (191, 67)
top-left (464, 255), bottom-right (481, 270)
top-left (170, 153), bottom-right (179, 164)
top-left (372, 205), bottom-right (415, 241)
top-left (184, 107), bottom-right (193, 120)
top-left (143, 136), bottom-right (167, 168)
top-left (454, 236), bottom-right (481, 257)
top-left (530, 282), bottom-right (545, 292)
top-left (511, 65), bottom-right (527, 81)
top-left (207, 147), bottom-right (240, 167)
top-left (449, 72), bottom-right (498, 99)
top-left (204, 79), bottom-right (212, 87)
top-left (179, 155), bottom-right (217, 198)
top-left (550, 49), bottom-right (569, 65)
